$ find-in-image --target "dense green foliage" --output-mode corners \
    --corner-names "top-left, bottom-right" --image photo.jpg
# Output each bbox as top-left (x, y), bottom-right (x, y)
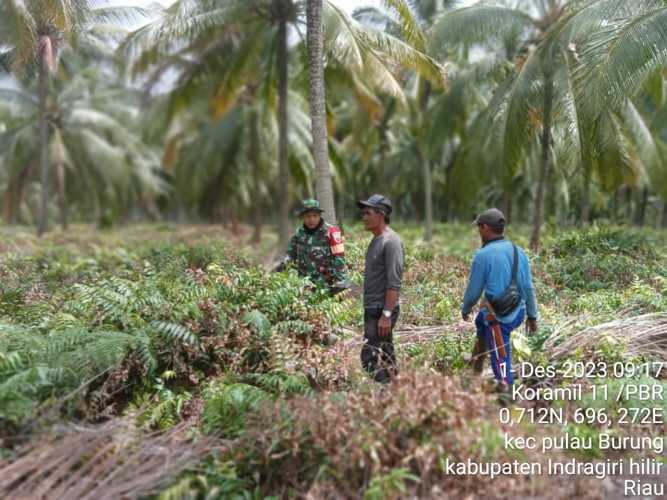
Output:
top-left (1, 1), bottom-right (667, 240)
top-left (0, 223), bottom-right (664, 497)
top-left (1, 1), bottom-right (666, 496)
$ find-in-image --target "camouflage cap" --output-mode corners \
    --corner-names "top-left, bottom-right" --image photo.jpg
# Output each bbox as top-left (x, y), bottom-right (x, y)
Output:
top-left (297, 198), bottom-right (325, 215)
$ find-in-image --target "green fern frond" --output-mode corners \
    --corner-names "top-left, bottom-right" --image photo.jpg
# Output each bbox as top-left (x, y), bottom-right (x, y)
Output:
top-left (152, 321), bottom-right (199, 346)
top-left (241, 310), bottom-right (271, 339)
top-left (243, 372), bottom-right (311, 396)
top-left (0, 351), bottom-right (23, 374)
top-left (135, 334), bottom-right (158, 375)
top-left (202, 382), bottom-right (269, 436)
top-left (157, 476), bottom-right (194, 500)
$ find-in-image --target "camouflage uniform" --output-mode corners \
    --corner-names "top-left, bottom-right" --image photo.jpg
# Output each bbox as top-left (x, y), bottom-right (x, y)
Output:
top-left (285, 222), bottom-right (348, 288)
top-left (275, 199), bottom-right (349, 291)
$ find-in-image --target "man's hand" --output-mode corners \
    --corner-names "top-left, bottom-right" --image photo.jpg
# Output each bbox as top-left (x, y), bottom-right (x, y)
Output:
top-left (272, 256), bottom-right (290, 273)
top-left (462, 311), bottom-right (470, 322)
top-left (526, 318), bottom-right (538, 334)
top-left (378, 315), bottom-right (392, 337)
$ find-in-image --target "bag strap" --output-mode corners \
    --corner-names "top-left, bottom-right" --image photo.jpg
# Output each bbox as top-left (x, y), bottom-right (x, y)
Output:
top-left (510, 243), bottom-right (518, 283)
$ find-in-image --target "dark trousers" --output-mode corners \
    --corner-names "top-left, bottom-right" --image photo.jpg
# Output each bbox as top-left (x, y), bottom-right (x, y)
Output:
top-left (361, 307), bottom-right (399, 383)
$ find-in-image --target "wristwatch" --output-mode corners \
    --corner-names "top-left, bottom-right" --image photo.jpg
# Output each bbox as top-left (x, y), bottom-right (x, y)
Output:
top-left (382, 309), bottom-right (392, 318)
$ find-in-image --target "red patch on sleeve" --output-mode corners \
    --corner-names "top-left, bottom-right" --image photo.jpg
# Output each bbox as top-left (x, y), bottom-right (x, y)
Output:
top-left (327, 226), bottom-right (345, 255)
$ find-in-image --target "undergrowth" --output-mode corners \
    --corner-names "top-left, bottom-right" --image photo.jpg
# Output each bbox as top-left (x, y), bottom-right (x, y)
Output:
top-left (0, 222), bottom-right (665, 498)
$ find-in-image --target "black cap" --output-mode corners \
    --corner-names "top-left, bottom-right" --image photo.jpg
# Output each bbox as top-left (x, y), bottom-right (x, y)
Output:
top-left (473, 208), bottom-right (506, 226)
top-left (356, 194), bottom-right (392, 215)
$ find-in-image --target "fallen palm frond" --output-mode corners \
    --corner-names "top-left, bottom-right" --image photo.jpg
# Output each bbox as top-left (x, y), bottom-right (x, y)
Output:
top-left (546, 312), bottom-right (667, 360)
top-left (0, 419), bottom-right (223, 500)
top-left (341, 324), bottom-right (453, 349)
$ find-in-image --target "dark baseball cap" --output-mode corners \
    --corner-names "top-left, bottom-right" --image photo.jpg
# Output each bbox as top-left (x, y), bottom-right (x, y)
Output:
top-left (356, 194), bottom-right (392, 215)
top-left (473, 208), bottom-right (506, 226)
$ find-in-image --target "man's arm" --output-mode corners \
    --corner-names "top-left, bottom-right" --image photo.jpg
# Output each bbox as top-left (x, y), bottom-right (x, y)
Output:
top-left (378, 239), bottom-right (403, 336)
top-left (461, 253), bottom-right (484, 320)
top-left (273, 234), bottom-right (297, 272)
top-left (331, 255), bottom-right (349, 286)
top-left (326, 227), bottom-right (349, 285)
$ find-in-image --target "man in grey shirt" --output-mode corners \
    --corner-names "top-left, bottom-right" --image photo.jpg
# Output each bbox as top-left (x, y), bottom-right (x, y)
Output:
top-left (357, 194), bottom-right (404, 383)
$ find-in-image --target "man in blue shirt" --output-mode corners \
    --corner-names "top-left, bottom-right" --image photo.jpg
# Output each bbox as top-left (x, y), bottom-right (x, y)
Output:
top-left (461, 208), bottom-right (538, 389)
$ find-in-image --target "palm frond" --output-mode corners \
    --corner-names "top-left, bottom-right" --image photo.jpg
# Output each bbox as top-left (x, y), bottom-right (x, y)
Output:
top-left (88, 5), bottom-right (156, 26)
top-left (381, 0), bottom-right (427, 51)
top-left (0, 86), bottom-right (37, 108)
top-left (357, 25), bottom-right (446, 87)
top-left (555, 46), bottom-right (590, 175)
top-left (429, 3), bottom-right (536, 55)
top-left (0, 0), bottom-right (38, 65)
top-left (324, 1), bottom-right (444, 92)
top-left (574, 3), bottom-right (667, 116)
top-left (498, 45), bottom-right (549, 177)
top-left (119, 0), bottom-right (247, 66)
top-left (619, 100), bottom-right (660, 179)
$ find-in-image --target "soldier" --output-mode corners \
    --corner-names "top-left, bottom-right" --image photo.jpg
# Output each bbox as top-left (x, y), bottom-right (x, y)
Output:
top-left (274, 199), bottom-right (349, 293)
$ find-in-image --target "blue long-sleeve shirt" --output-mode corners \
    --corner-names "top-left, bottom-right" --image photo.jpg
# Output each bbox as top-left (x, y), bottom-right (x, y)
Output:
top-left (461, 238), bottom-right (538, 323)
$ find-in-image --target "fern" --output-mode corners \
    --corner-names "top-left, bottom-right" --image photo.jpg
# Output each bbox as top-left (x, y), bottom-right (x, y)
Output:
top-left (47, 312), bottom-right (84, 331)
top-left (241, 310), bottom-right (271, 339)
top-left (202, 382), bottom-right (270, 436)
top-left (243, 372), bottom-right (311, 396)
top-left (151, 376), bottom-right (192, 429)
top-left (136, 333), bottom-right (158, 375)
top-left (152, 321), bottom-right (199, 346)
top-left (157, 476), bottom-right (195, 500)
top-left (0, 324), bottom-right (139, 425)
top-left (364, 468), bottom-right (420, 500)
top-left (0, 351), bottom-right (23, 374)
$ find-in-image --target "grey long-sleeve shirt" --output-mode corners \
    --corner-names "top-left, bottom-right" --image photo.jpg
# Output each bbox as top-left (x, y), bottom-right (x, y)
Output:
top-left (363, 227), bottom-right (404, 308)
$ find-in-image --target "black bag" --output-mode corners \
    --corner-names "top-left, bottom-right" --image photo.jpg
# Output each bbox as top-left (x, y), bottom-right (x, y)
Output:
top-left (488, 244), bottom-right (521, 316)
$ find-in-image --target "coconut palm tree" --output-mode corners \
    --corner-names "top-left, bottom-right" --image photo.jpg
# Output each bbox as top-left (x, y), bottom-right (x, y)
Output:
top-left (306, 0), bottom-right (335, 223)
top-left (352, 0), bottom-right (451, 240)
top-left (0, 0), bottom-right (149, 235)
top-left (0, 62), bottom-right (164, 228)
top-left (120, 0), bottom-right (442, 244)
top-left (431, 0), bottom-right (667, 249)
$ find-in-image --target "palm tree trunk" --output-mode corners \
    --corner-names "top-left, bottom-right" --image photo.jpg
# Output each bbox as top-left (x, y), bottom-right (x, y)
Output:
top-left (377, 99), bottom-right (396, 181)
top-left (624, 186), bottom-right (633, 222)
top-left (634, 187), bottom-right (649, 226)
top-left (277, 0), bottom-right (290, 250)
top-left (37, 61), bottom-right (50, 237)
top-left (423, 160), bottom-right (433, 240)
top-left (580, 162), bottom-right (591, 224)
top-left (56, 161), bottom-right (68, 230)
top-left (419, 79), bottom-right (433, 241)
top-left (337, 189), bottom-right (345, 221)
top-left (3, 175), bottom-right (17, 225)
top-left (443, 147), bottom-right (458, 222)
top-left (611, 188), bottom-right (621, 222)
top-left (250, 105), bottom-right (262, 245)
top-left (530, 68), bottom-right (554, 252)
top-left (306, 0), bottom-right (336, 223)
top-left (503, 189), bottom-right (513, 225)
